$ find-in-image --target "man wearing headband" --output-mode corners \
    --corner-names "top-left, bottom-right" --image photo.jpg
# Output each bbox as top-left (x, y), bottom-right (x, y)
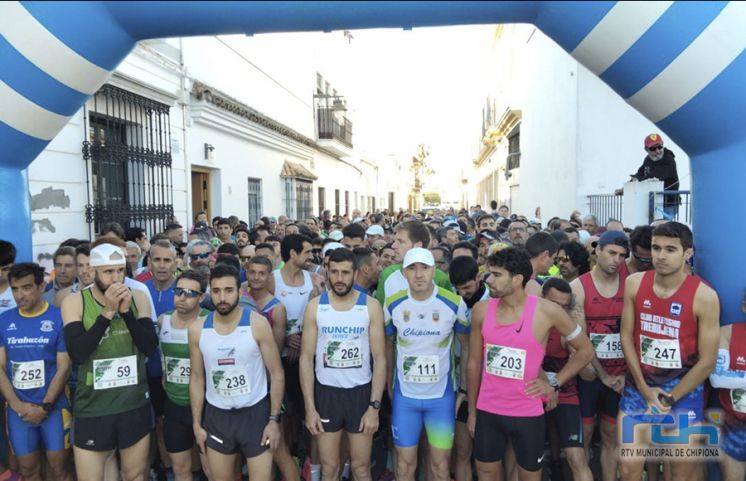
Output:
top-left (61, 240), bottom-right (158, 481)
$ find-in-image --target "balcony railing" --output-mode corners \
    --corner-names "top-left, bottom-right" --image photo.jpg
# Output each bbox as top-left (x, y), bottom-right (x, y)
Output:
top-left (317, 108), bottom-right (352, 147)
top-left (587, 194), bottom-right (623, 224)
top-left (587, 190), bottom-right (692, 228)
top-left (649, 190), bottom-right (691, 224)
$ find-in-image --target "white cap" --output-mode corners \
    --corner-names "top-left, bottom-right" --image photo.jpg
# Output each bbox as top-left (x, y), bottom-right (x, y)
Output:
top-left (366, 225), bottom-right (384, 237)
top-left (90, 243), bottom-right (126, 267)
top-left (402, 247), bottom-right (435, 268)
top-left (352, 217), bottom-right (364, 224)
top-left (328, 230), bottom-right (344, 241)
top-left (322, 242), bottom-right (345, 256)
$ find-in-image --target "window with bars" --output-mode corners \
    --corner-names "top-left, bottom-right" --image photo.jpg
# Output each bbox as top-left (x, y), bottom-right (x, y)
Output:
top-left (318, 187), bottom-right (326, 215)
top-left (507, 131), bottom-right (521, 170)
top-left (247, 178), bottom-right (262, 226)
top-left (335, 189), bottom-right (340, 217)
top-left (283, 178), bottom-right (313, 221)
top-left (83, 84), bottom-right (173, 236)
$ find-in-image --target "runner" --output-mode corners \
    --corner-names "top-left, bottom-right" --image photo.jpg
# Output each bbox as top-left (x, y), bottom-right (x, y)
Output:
top-left (541, 277), bottom-right (593, 481)
top-left (448, 255), bottom-right (490, 481)
top-left (158, 270), bottom-right (211, 481)
top-left (618, 222), bottom-right (720, 481)
top-left (188, 263), bottom-right (284, 481)
top-left (0, 263), bottom-right (72, 481)
top-left (467, 248), bottom-right (594, 481)
top-left (709, 288), bottom-right (746, 481)
top-left (61, 242), bottom-right (158, 481)
top-left (570, 230), bottom-right (629, 481)
top-left (384, 248), bottom-right (470, 481)
top-left (376, 221), bottom-right (452, 307)
top-left (300, 248), bottom-right (386, 481)
top-left (239, 255), bottom-right (299, 481)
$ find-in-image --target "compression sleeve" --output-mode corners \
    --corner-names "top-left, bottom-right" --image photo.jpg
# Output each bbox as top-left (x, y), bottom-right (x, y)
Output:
top-left (121, 310), bottom-right (158, 357)
top-left (63, 317), bottom-right (111, 364)
top-left (709, 349), bottom-right (746, 390)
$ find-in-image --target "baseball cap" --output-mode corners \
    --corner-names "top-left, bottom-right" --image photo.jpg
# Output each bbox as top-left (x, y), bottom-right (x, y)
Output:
top-left (443, 220), bottom-right (459, 228)
top-left (477, 229), bottom-right (498, 241)
top-left (352, 217), bottom-right (364, 224)
top-left (366, 225), bottom-right (384, 237)
top-left (402, 247), bottom-right (435, 268)
top-left (322, 242), bottom-right (345, 256)
top-left (328, 230), bottom-right (343, 241)
top-left (644, 133), bottom-right (664, 149)
top-left (597, 230), bottom-right (629, 249)
top-left (90, 243), bottom-right (126, 267)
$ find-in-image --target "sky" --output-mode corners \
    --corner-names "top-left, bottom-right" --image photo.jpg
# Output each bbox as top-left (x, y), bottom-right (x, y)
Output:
top-left (341, 25), bottom-right (497, 199)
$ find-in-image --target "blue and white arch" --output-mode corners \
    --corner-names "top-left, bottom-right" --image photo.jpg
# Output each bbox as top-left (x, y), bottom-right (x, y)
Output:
top-left (1, 1), bottom-right (745, 323)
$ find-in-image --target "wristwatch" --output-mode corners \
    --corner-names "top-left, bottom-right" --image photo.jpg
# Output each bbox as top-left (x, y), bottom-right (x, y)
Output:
top-left (658, 393), bottom-right (676, 408)
top-left (548, 377), bottom-right (561, 392)
top-left (369, 400), bottom-right (381, 410)
top-left (41, 402), bottom-right (53, 413)
top-left (268, 413), bottom-right (282, 423)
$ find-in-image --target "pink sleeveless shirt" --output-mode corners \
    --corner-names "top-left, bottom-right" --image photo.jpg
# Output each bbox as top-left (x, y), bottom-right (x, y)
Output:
top-left (476, 295), bottom-right (545, 417)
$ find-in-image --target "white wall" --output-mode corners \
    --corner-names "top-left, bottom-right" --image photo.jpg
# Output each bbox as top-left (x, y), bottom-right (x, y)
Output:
top-left (470, 25), bottom-right (691, 223)
top-left (575, 66), bottom-right (691, 214)
top-left (28, 43), bottom-right (187, 267)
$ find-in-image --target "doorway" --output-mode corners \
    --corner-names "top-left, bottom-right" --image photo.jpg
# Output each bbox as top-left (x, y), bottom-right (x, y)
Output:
top-left (191, 167), bottom-right (211, 222)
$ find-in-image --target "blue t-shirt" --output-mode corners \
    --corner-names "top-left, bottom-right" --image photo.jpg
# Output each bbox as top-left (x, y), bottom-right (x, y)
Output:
top-left (145, 279), bottom-right (176, 317)
top-left (0, 303), bottom-right (68, 407)
top-left (144, 279), bottom-right (176, 378)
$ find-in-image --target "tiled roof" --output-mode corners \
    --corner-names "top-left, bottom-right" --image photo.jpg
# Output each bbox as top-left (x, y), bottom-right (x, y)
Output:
top-left (280, 160), bottom-right (318, 181)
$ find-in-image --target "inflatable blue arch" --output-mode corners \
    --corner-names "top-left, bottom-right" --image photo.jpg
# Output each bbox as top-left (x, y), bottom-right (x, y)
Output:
top-left (1, 1), bottom-right (744, 323)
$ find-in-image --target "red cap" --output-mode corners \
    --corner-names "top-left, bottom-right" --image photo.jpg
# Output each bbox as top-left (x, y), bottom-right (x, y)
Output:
top-left (644, 133), bottom-right (663, 149)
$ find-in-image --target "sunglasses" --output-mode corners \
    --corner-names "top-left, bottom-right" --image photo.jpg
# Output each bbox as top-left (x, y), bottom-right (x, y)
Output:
top-left (174, 287), bottom-right (202, 298)
top-left (190, 252), bottom-right (211, 261)
top-left (312, 249), bottom-right (322, 254)
top-left (633, 253), bottom-right (653, 264)
top-left (554, 255), bottom-right (570, 263)
top-left (647, 145), bottom-right (663, 152)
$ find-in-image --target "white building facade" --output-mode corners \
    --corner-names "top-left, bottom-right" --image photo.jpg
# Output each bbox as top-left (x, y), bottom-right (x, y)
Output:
top-left (28, 32), bottom-right (401, 267)
top-left (469, 25), bottom-right (691, 223)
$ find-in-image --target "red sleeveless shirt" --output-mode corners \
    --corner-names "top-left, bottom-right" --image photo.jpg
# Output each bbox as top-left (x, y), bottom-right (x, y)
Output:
top-left (632, 270), bottom-right (701, 387)
top-left (719, 322), bottom-right (746, 423)
top-left (579, 270), bottom-right (627, 376)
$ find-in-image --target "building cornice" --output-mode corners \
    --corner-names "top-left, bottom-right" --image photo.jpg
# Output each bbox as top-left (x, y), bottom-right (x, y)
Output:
top-left (473, 108), bottom-right (522, 168)
top-left (191, 81), bottom-right (344, 161)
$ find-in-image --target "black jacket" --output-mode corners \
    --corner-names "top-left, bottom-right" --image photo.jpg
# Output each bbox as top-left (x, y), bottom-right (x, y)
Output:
top-left (631, 148), bottom-right (680, 206)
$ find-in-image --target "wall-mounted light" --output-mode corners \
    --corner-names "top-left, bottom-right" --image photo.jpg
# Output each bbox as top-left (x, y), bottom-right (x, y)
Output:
top-left (204, 143), bottom-right (215, 161)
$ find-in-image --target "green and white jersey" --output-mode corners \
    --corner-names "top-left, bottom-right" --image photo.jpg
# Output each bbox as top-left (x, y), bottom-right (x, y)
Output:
top-left (376, 263), bottom-right (453, 307)
top-left (384, 287), bottom-right (469, 399)
top-left (75, 287), bottom-right (148, 417)
top-left (159, 309), bottom-right (209, 407)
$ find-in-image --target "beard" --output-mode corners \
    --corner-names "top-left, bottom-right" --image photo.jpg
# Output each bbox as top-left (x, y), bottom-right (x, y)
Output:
top-left (331, 281), bottom-right (354, 297)
top-left (94, 276), bottom-right (112, 294)
top-left (650, 151), bottom-right (664, 162)
top-left (215, 297), bottom-right (239, 315)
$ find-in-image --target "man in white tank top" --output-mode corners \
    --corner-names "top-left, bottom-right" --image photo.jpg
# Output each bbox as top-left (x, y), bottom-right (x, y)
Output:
top-left (299, 248), bottom-right (386, 481)
top-left (188, 264), bottom-right (285, 481)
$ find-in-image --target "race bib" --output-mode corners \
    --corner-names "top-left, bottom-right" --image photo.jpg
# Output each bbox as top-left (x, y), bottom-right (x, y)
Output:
top-left (12, 360), bottom-right (44, 390)
top-left (402, 355), bottom-right (439, 383)
top-left (591, 333), bottom-right (624, 359)
top-left (93, 355), bottom-right (138, 390)
top-left (640, 335), bottom-right (681, 369)
top-left (485, 344), bottom-right (526, 379)
top-left (165, 357), bottom-right (191, 385)
top-left (211, 367), bottom-right (250, 397)
top-left (324, 340), bottom-right (362, 369)
top-left (731, 389), bottom-right (746, 414)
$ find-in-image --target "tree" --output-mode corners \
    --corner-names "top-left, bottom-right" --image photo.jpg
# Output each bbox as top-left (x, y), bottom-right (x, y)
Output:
top-left (423, 192), bottom-right (441, 205)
